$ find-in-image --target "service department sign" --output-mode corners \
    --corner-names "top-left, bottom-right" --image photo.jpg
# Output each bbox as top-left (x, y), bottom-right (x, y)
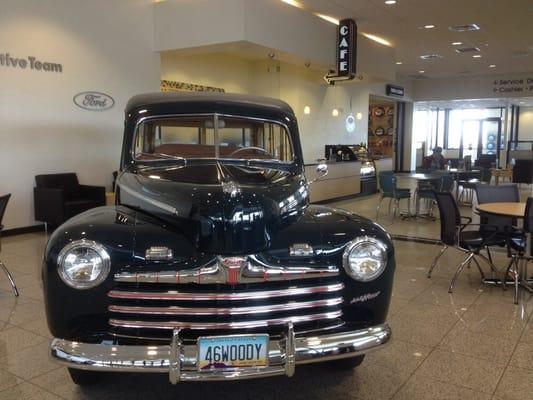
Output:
top-left (73, 91), bottom-right (114, 111)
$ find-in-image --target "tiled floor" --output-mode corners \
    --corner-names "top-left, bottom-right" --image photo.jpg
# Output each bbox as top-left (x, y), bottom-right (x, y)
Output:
top-left (0, 190), bottom-right (532, 399)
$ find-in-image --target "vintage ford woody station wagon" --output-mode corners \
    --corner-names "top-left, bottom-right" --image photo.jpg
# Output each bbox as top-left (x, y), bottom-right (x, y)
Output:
top-left (44, 92), bottom-right (394, 385)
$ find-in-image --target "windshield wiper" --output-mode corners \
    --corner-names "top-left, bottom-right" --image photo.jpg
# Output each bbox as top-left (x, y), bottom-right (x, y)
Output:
top-left (136, 152), bottom-right (187, 164)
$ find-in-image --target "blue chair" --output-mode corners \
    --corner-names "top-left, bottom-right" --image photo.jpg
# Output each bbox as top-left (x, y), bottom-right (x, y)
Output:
top-left (376, 172), bottom-right (411, 219)
top-left (440, 174), bottom-right (455, 193)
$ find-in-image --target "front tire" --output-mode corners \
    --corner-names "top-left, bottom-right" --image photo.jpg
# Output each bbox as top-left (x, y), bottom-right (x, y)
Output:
top-left (325, 355), bottom-right (365, 370)
top-left (68, 368), bottom-right (103, 386)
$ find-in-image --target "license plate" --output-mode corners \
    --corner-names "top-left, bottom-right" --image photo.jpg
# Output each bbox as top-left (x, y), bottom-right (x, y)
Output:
top-left (197, 334), bottom-right (269, 371)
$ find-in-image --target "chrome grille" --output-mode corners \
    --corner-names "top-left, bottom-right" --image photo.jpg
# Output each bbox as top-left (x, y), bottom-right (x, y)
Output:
top-left (107, 277), bottom-right (344, 341)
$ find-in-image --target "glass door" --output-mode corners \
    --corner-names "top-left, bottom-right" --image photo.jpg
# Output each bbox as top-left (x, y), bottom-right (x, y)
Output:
top-left (461, 120), bottom-right (480, 163)
top-left (460, 117), bottom-right (502, 164)
top-left (481, 118), bottom-right (502, 157)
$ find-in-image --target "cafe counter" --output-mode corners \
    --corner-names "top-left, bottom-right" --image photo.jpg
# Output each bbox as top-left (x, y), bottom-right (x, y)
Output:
top-left (305, 158), bottom-right (392, 203)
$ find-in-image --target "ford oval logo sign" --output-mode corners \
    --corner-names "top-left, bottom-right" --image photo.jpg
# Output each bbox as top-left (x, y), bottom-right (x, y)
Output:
top-left (73, 91), bottom-right (114, 111)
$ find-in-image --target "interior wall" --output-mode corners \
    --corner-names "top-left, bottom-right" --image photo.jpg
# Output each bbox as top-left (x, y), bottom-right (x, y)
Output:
top-left (518, 106), bottom-right (533, 140)
top-left (0, 0), bottom-right (160, 229)
top-left (161, 52), bottom-right (412, 164)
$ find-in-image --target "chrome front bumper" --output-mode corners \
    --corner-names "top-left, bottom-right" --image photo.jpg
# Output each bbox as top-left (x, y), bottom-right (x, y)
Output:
top-left (51, 323), bottom-right (391, 383)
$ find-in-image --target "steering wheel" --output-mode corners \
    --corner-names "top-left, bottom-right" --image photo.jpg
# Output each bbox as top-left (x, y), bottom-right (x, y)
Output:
top-left (228, 147), bottom-right (273, 159)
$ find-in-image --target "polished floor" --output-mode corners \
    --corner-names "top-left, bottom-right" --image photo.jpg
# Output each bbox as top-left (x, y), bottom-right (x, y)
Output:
top-left (0, 191), bottom-right (532, 399)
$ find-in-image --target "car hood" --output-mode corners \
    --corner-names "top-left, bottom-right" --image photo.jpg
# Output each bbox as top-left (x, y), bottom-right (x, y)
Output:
top-left (117, 162), bottom-right (309, 254)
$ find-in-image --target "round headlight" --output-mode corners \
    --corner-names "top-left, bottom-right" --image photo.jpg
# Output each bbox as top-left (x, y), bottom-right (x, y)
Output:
top-left (57, 240), bottom-right (111, 289)
top-left (343, 236), bottom-right (387, 282)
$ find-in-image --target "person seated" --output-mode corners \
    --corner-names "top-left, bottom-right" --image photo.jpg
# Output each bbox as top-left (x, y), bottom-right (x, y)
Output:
top-left (428, 146), bottom-right (447, 170)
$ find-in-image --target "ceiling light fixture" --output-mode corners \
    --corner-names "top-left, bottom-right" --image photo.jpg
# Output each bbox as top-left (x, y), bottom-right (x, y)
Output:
top-left (396, 61), bottom-right (403, 65)
top-left (384, 0), bottom-right (397, 4)
top-left (449, 24), bottom-right (480, 32)
top-left (332, 108), bottom-right (340, 117)
top-left (472, 54), bottom-right (482, 58)
top-left (304, 106), bottom-right (311, 114)
top-left (420, 54), bottom-right (442, 60)
top-left (423, 24), bottom-right (435, 29)
top-left (489, 64), bottom-right (496, 68)
top-left (452, 42), bottom-right (463, 46)
top-left (280, 0), bottom-right (303, 8)
top-left (419, 70), bottom-right (425, 74)
top-left (315, 13), bottom-right (340, 25)
top-left (362, 32), bottom-right (392, 47)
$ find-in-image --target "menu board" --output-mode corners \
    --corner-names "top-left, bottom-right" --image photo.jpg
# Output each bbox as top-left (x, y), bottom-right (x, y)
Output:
top-left (368, 104), bottom-right (394, 157)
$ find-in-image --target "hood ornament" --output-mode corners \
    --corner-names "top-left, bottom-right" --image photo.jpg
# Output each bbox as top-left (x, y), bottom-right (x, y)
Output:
top-left (218, 256), bottom-right (247, 284)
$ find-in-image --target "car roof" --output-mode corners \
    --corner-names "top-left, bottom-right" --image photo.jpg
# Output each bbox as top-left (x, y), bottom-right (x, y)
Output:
top-left (126, 92), bottom-right (294, 116)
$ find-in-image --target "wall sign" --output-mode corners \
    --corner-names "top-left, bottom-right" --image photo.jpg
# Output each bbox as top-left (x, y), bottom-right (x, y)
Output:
top-left (0, 52), bottom-right (62, 73)
top-left (386, 84), bottom-right (404, 97)
top-left (337, 19), bottom-right (357, 78)
top-left (161, 80), bottom-right (225, 93)
top-left (492, 78), bottom-right (533, 94)
top-left (73, 92), bottom-right (114, 111)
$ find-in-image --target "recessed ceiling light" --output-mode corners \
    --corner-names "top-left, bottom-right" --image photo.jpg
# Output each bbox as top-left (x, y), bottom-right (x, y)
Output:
top-left (420, 54), bottom-right (442, 60)
top-left (362, 32), bottom-right (392, 47)
top-left (472, 54), bottom-right (482, 58)
top-left (423, 24), bottom-right (435, 29)
top-left (385, 0), bottom-right (397, 4)
top-left (419, 70), bottom-right (425, 73)
top-left (396, 61), bottom-right (403, 65)
top-left (449, 24), bottom-right (480, 32)
top-left (452, 42), bottom-right (463, 46)
top-left (489, 64), bottom-right (496, 68)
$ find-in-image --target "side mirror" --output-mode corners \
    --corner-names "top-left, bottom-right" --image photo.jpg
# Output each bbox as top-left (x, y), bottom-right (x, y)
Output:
top-left (309, 163), bottom-right (328, 184)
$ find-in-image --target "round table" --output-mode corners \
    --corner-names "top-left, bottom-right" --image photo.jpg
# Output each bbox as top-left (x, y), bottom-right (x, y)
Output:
top-left (476, 202), bottom-right (526, 218)
top-left (396, 172), bottom-right (442, 181)
top-left (395, 173), bottom-right (442, 219)
top-left (476, 201), bottom-right (530, 302)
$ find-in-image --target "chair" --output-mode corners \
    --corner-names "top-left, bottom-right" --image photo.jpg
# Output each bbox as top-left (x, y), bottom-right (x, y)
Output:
top-left (0, 195), bottom-right (19, 296)
top-left (439, 174), bottom-right (455, 192)
top-left (428, 191), bottom-right (500, 293)
top-left (376, 172), bottom-right (411, 219)
top-left (34, 173), bottom-right (106, 228)
top-left (457, 169), bottom-right (486, 205)
top-left (475, 154), bottom-right (496, 170)
top-left (504, 197), bottom-right (533, 304)
top-left (414, 177), bottom-right (442, 218)
top-left (475, 183), bottom-right (519, 231)
top-left (513, 159), bottom-right (532, 185)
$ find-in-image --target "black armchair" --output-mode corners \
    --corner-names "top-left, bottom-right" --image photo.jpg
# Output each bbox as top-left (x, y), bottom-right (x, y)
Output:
top-left (428, 191), bottom-right (501, 293)
top-left (34, 173), bottom-right (105, 227)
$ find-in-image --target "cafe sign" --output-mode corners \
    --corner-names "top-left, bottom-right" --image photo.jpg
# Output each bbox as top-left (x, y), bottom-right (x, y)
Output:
top-left (73, 91), bottom-right (115, 111)
top-left (337, 19), bottom-right (357, 79)
top-left (325, 18), bottom-right (358, 84)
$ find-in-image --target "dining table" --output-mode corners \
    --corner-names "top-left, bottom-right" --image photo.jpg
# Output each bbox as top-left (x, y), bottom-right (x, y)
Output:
top-left (476, 202), bottom-right (531, 296)
top-left (395, 172), bottom-right (443, 220)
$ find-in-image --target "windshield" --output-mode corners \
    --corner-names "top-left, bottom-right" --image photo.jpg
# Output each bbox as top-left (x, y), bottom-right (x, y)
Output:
top-left (134, 115), bottom-right (294, 163)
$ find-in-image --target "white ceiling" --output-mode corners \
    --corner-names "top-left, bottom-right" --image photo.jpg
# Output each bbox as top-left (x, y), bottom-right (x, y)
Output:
top-left (297, 0), bottom-right (533, 78)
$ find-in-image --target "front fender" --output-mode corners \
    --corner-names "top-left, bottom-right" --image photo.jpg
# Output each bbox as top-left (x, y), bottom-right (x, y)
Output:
top-left (43, 206), bottom-right (136, 340)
